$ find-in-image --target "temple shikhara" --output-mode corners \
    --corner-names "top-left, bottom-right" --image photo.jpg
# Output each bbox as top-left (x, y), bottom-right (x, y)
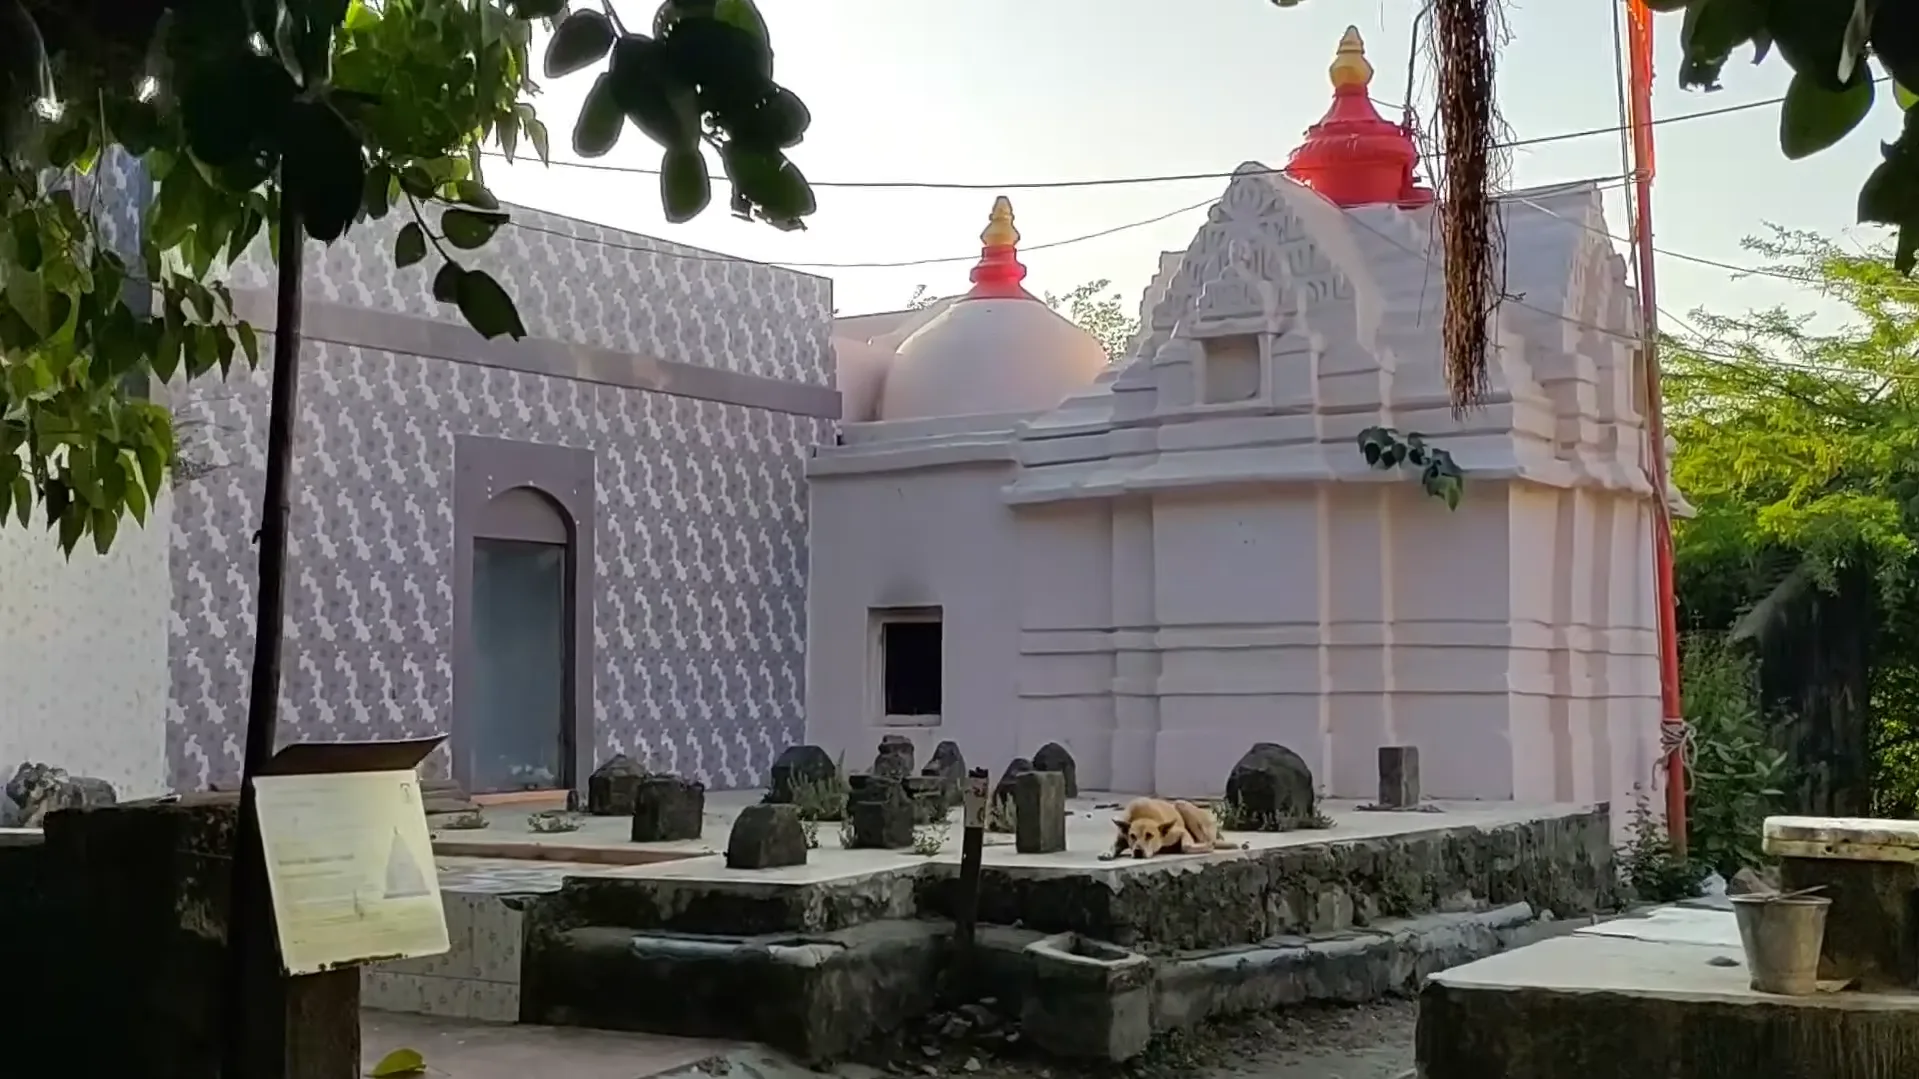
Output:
top-left (817, 28), bottom-right (1686, 819)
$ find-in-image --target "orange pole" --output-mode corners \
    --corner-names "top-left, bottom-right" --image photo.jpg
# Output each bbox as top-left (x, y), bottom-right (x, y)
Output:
top-left (1625, 0), bottom-right (1687, 855)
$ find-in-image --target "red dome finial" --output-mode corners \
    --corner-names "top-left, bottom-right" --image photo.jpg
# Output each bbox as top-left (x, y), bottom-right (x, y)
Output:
top-left (1283, 27), bottom-right (1434, 209)
top-left (965, 195), bottom-right (1034, 301)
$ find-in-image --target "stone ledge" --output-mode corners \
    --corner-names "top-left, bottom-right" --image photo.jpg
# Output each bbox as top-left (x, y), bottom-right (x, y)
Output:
top-left (531, 809), bottom-right (1613, 952)
top-left (1418, 927), bottom-right (1919, 1079)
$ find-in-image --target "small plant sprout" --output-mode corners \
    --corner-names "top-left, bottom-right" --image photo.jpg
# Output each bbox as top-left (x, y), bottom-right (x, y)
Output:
top-left (1356, 427), bottom-right (1464, 509)
top-left (911, 822), bottom-right (949, 856)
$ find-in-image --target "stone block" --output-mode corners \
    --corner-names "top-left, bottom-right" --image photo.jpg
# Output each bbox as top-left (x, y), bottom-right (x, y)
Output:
top-left (1013, 770), bottom-right (1067, 854)
top-left (726, 804), bottom-right (808, 869)
top-left (903, 775), bottom-right (949, 824)
top-left (5, 762), bottom-right (117, 828)
top-left (1378, 745), bottom-right (1420, 808)
top-left (1021, 934), bottom-right (1154, 1061)
top-left (630, 775), bottom-right (705, 842)
top-left (766, 744), bottom-right (840, 810)
top-left (586, 754), bottom-right (648, 816)
top-left (992, 757), bottom-right (1032, 821)
top-left (1225, 742), bottom-right (1316, 830)
top-left (848, 775), bottom-right (914, 850)
top-left (921, 741), bottom-right (966, 808)
top-left (1032, 741), bottom-right (1079, 798)
top-left (873, 736), bottom-right (915, 780)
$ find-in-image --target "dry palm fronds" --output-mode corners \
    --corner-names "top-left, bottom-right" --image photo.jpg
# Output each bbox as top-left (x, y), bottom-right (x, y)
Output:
top-left (1426, 0), bottom-right (1511, 413)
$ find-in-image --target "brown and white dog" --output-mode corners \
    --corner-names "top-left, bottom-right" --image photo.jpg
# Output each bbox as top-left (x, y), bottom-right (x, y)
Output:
top-left (1100, 797), bottom-right (1241, 860)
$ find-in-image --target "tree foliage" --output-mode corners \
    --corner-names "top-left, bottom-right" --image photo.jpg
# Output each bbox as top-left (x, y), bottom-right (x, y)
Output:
top-left (1042, 277), bottom-right (1138, 359)
top-left (0, 0), bottom-right (814, 554)
top-left (1666, 226), bottom-right (1919, 815)
top-left (1655, 0), bottom-right (1919, 271)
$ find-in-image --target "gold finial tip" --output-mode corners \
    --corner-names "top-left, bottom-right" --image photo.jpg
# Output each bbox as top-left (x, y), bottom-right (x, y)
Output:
top-left (1330, 25), bottom-right (1374, 89)
top-left (982, 195), bottom-right (1020, 248)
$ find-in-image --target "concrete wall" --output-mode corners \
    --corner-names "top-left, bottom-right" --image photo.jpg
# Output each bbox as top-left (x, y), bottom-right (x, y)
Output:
top-left (165, 202), bottom-right (836, 792)
top-left (0, 497), bottom-right (172, 797)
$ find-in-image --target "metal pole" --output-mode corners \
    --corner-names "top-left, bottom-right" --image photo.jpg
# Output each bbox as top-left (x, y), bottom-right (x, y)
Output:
top-left (953, 767), bottom-right (988, 991)
top-left (1624, 0), bottom-right (1688, 856)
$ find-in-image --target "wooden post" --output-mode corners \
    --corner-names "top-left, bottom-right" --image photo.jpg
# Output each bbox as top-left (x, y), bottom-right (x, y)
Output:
top-left (953, 767), bottom-right (989, 992)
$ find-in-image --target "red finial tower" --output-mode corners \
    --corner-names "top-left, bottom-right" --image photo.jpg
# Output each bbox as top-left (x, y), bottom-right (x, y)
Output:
top-left (965, 195), bottom-right (1034, 301)
top-left (1283, 27), bottom-right (1434, 209)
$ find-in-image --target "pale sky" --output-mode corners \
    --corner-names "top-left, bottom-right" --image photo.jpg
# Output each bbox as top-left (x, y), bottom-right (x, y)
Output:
top-left (482, 0), bottom-right (1895, 326)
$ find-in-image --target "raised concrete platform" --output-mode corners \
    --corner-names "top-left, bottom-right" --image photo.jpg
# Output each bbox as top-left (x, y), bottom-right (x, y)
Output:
top-left (1418, 905), bottom-right (1919, 1079)
top-left (373, 792), bottom-right (1616, 1059)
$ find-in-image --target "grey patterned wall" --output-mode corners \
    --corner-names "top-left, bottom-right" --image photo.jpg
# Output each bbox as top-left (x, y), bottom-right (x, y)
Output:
top-left (165, 199), bottom-right (835, 792)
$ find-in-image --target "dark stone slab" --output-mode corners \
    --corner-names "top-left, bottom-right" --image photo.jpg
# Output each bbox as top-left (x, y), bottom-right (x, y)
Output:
top-left (766, 745), bottom-right (841, 817)
top-left (1225, 743), bottom-right (1317, 830)
top-left (1032, 742), bottom-right (1079, 799)
top-left (586, 754), bottom-right (649, 816)
top-left (630, 775), bottom-right (705, 842)
top-left (921, 741), bottom-right (966, 808)
top-left (726, 804), bottom-right (808, 869)
top-left (1779, 855), bottom-right (1919, 990)
top-left (991, 758), bottom-right (1032, 831)
top-left (1014, 771), bottom-right (1067, 854)
top-left (873, 738), bottom-right (915, 781)
top-left (1378, 745), bottom-right (1420, 808)
top-left (903, 776), bottom-right (949, 825)
top-left (5, 762), bottom-right (116, 828)
top-left (29, 795), bottom-right (359, 1078)
top-left (848, 775), bottom-right (915, 850)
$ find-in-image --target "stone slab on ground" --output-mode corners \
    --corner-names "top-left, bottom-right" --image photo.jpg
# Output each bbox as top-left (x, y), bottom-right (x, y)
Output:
top-left (362, 1010), bottom-right (732, 1079)
top-left (1419, 911), bottom-right (1919, 1079)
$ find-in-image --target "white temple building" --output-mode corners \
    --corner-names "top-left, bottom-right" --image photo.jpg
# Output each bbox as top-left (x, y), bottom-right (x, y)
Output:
top-left (807, 29), bottom-right (1688, 817)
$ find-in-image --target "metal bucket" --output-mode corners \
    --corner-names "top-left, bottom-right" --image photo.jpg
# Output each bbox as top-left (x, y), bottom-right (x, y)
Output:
top-left (1731, 893), bottom-right (1831, 995)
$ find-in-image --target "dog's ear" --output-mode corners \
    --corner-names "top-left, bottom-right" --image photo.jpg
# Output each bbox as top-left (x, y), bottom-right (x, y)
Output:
top-left (1112, 816), bottom-right (1130, 831)
top-left (1159, 818), bottom-right (1178, 836)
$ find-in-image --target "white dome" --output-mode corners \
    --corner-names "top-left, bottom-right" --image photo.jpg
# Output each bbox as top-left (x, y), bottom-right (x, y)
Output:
top-left (876, 297), bottom-right (1109, 422)
top-left (832, 335), bottom-right (894, 422)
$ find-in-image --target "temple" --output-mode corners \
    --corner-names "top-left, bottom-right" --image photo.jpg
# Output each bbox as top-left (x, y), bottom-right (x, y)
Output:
top-left (815, 28), bottom-right (1685, 818)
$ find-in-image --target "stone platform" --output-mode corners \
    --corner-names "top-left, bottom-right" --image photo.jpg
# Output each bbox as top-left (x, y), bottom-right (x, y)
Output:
top-left (372, 792), bottom-right (1615, 1059)
top-left (1418, 904), bottom-right (1919, 1079)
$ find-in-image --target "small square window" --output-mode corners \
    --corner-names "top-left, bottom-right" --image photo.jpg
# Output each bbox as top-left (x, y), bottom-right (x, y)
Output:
top-left (874, 608), bottom-right (941, 725)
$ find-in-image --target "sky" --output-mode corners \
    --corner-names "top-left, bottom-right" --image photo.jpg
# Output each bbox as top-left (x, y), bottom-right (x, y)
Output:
top-left (480, 0), bottom-right (1901, 326)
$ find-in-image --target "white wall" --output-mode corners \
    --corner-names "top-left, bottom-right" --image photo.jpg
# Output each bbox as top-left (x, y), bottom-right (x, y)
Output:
top-left (805, 462), bottom-right (1024, 771)
top-left (0, 494), bottom-right (171, 797)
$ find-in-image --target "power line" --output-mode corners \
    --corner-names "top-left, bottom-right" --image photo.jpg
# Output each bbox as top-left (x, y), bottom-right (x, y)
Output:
top-left (481, 87), bottom-right (1806, 192)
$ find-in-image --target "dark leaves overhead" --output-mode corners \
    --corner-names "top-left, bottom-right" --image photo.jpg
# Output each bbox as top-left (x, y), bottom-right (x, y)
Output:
top-left (1651, 0), bottom-right (1919, 273)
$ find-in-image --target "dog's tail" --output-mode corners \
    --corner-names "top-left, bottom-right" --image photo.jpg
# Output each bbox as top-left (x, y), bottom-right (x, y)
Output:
top-left (1215, 838), bottom-right (1243, 850)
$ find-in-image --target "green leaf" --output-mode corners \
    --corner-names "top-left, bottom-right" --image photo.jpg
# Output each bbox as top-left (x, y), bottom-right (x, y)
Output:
top-left (715, 0), bottom-right (770, 41)
top-left (1898, 83), bottom-right (1919, 111)
top-left (433, 261), bottom-right (464, 303)
top-left (180, 54), bottom-right (299, 170)
top-left (286, 100), bottom-right (367, 244)
top-left (6, 269), bottom-right (50, 337)
top-left (441, 208), bottom-right (509, 250)
top-left (91, 507), bottom-right (119, 555)
top-left (369, 1048), bottom-right (428, 1078)
top-left (135, 442), bottom-right (167, 497)
top-left (399, 165), bottom-right (437, 200)
top-left (1770, 0), bottom-right (1861, 92)
top-left (573, 72), bottom-right (628, 158)
top-left (730, 86), bottom-right (811, 151)
top-left (237, 322), bottom-right (262, 368)
top-left (11, 474), bottom-right (29, 527)
top-left (395, 222), bottom-right (428, 268)
top-left (545, 10), bottom-right (616, 78)
top-left (1781, 72), bottom-right (1874, 160)
top-left (720, 143), bottom-right (814, 227)
top-left (57, 507), bottom-right (83, 557)
top-left (453, 270), bottom-right (527, 340)
top-left (525, 118), bottom-right (552, 164)
top-left (1681, 0), bottom-right (1765, 60)
top-left (659, 146), bottom-right (712, 223)
top-left (450, 179), bottom-right (501, 210)
top-left (364, 164), bottom-right (393, 218)
top-left (608, 34), bottom-right (699, 150)
top-left (512, 0), bottom-right (566, 17)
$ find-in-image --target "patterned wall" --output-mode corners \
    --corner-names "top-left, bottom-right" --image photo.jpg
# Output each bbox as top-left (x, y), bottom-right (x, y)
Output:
top-left (166, 200), bottom-right (835, 792)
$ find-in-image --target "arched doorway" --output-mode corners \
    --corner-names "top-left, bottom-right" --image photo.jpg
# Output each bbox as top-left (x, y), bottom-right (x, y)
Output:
top-left (467, 485), bottom-right (576, 793)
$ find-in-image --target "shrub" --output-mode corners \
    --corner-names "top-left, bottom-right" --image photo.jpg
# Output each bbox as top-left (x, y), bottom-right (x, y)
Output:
top-left (1683, 633), bottom-right (1791, 879)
